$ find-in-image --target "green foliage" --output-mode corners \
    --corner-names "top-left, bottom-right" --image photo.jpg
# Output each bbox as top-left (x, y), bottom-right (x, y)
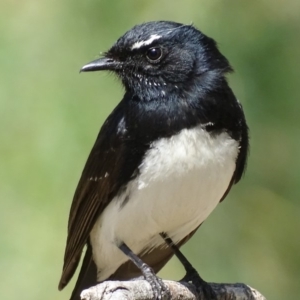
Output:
top-left (1, 1), bottom-right (299, 299)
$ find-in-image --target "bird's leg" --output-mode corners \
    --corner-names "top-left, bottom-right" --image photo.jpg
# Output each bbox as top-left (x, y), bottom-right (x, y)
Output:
top-left (160, 232), bottom-right (199, 280)
top-left (160, 232), bottom-right (216, 299)
top-left (118, 242), bottom-right (170, 300)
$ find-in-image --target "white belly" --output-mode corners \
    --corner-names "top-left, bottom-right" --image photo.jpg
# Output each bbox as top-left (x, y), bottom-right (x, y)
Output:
top-left (90, 125), bottom-right (239, 280)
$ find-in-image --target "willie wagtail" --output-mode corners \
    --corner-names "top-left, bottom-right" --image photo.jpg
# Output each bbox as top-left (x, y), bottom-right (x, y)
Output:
top-left (58, 21), bottom-right (249, 300)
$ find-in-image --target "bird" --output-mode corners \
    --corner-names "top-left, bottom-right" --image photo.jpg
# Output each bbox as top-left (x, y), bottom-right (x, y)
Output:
top-left (58, 21), bottom-right (249, 300)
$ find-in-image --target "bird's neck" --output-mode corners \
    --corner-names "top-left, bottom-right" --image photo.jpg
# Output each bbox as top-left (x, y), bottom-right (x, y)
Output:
top-left (122, 74), bottom-right (240, 143)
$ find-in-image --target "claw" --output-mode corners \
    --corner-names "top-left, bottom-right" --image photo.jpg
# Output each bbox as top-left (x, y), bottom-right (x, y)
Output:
top-left (117, 243), bottom-right (170, 299)
top-left (181, 270), bottom-right (216, 299)
top-left (143, 264), bottom-right (170, 300)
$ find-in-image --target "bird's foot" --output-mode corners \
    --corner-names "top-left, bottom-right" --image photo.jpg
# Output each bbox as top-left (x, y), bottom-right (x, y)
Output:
top-left (180, 269), bottom-right (216, 300)
top-left (142, 263), bottom-right (171, 300)
top-left (118, 243), bottom-right (170, 299)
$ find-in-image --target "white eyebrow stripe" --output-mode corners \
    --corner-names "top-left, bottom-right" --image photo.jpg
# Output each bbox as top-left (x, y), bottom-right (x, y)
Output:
top-left (131, 34), bottom-right (162, 50)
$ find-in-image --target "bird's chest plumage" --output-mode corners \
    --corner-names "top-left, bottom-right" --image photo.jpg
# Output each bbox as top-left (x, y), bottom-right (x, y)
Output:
top-left (91, 125), bottom-right (239, 279)
top-left (131, 126), bottom-right (239, 243)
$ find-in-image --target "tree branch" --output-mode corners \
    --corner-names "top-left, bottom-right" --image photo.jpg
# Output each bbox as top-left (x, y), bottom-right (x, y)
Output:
top-left (80, 280), bottom-right (266, 300)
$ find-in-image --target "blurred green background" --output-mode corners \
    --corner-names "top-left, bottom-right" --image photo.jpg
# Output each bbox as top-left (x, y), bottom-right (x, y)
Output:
top-left (1, 0), bottom-right (299, 299)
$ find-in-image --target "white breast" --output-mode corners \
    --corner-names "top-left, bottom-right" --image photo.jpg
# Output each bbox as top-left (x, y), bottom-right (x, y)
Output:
top-left (90, 125), bottom-right (239, 280)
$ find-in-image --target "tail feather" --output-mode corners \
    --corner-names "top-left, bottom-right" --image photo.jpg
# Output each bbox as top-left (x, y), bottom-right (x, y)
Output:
top-left (70, 243), bottom-right (98, 300)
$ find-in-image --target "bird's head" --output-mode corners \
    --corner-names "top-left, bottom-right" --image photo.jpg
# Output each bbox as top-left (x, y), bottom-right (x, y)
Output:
top-left (81, 21), bottom-right (232, 101)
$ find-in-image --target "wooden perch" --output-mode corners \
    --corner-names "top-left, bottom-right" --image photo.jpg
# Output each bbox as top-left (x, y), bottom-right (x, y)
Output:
top-left (80, 279), bottom-right (266, 300)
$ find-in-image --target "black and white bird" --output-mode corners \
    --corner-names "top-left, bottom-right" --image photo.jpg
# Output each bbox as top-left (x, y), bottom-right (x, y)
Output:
top-left (58, 21), bottom-right (249, 300)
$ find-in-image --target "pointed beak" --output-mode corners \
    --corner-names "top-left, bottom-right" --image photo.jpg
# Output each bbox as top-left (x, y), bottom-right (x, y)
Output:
top-left (80, 57), bottom-right (120, 72)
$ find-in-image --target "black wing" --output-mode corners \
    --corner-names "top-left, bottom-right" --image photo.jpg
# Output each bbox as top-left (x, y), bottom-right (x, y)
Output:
top-left (58, 99), bottom-right (146, 290)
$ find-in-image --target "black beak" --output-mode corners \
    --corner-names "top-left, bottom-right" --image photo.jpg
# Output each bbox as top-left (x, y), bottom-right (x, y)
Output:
top-left (80, 57), bottom-right (119, 72)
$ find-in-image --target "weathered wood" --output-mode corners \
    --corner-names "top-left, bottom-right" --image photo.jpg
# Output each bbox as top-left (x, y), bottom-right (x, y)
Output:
top-left (80, 280), bottom-right (266, 300)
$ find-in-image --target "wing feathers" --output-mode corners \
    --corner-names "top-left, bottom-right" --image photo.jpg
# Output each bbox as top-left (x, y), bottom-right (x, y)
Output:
top-left (59, 102), bottom-right (131, 289)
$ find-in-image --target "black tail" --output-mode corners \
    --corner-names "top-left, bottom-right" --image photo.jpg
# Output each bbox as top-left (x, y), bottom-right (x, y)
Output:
top-left (70, 243), bottom-right (98, 300)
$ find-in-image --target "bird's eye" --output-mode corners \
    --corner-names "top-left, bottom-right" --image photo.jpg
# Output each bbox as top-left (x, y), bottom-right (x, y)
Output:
top-left (146, 47), bottom-right (163, 62)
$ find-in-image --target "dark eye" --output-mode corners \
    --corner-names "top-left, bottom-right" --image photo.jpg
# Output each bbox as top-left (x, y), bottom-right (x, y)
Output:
top-left (146, 47), bottom-right (163, 62)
